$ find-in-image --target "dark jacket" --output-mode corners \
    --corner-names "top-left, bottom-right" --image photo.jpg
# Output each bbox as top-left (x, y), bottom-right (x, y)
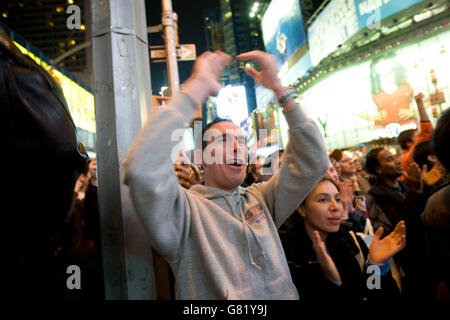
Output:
top-left (366, 179), bottom-right (430, 299)
top-left (422, 183), bottom-right (450, 290)
top-left (281, 218), bottom-right (400, 302)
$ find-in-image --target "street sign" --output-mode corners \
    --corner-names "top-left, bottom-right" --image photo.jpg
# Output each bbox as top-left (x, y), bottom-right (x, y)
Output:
top-left (149, 44), bottom-right (196, 63)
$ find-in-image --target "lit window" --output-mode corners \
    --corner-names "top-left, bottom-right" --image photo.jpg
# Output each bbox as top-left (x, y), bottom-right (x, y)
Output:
top-left (2, 12), bottom-right (7, 18)
top-left (69, 40), bottom-right (76, 45)
top-left (80, 24), bottom-right (86, 30)
top-left (56, 7), bottom-right (64, 13)
top-left (68, 0), bottom-right (74, 4)
top-left (224, 11), bottom-right (232, 19)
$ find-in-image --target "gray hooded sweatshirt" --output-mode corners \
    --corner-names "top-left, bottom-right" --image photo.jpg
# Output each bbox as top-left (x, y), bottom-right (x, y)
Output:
top-left (123, 92), bottom-right (328, 299)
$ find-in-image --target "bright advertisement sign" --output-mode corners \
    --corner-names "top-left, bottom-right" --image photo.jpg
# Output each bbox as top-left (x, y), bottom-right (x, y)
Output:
top-left (216, 85), bottom-right (249, 125)
top-left (296, 30), bottom-right (450, 150)
top-left (261, 0), bottom-right (307, 69)
top-left (308, 0), bottom-right (359, 67)
top-left (13, 42), bottom-right (96, 134)
top-left (355, 0), bottom-right (425, 29)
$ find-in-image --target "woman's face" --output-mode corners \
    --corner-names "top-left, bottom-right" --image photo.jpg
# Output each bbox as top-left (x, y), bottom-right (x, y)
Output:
top-left (298, 181), bottom-right (343, 236)
top-left (326, 161), bottom-right (339, 182)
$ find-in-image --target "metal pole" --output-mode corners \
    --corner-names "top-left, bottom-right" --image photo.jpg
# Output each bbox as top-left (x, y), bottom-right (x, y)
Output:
top-left (91, 0), bottom-right (156, 299)
top-left (162, 0), bottom-right (180, 95)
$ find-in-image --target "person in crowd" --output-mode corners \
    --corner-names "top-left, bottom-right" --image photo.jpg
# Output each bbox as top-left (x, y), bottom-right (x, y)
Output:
top-left (174, 162), bottom-right (202, 189)
top-left (412, 140), bottom-right (447, 194)
top-left (173, 152), bottom-right (203, 189)
top-left (123, 50), bottom-right (328, 299)
top-left (353, 157), bottom-right (371, 194)
top-left (329, 154), bottom-right (342, 181)
top-left (326, 160), bottom-right (339, 182)
top-left (398, 92), bottom-right (433, 173)
top-left (421, 108), bottom-right (450, 300)
top-left (338, 151), bottom-right (357, 217)
top-left (336, 151), bottom-right (370, 232)
top-left (66, 158), bottom-right (105, 300)
top-left (281, 177), bottom-right (405, 302)
top-left (365, 147), bottom-right (430, 299)
top-left (242, 155), bottom-right (272, 187)
top-left (329, 149), bottom-right (342, 163)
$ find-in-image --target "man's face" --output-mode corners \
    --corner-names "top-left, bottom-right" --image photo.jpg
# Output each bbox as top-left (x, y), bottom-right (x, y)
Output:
top-left (376, 150), bottom-right (403, 178)
top-left (88, 159), bottom-right (97, 179)
top-left (202, 121), bottom-right (248, 192)
top-left (353, 159), bottom-right (363, 172)
top-left (340, 153), bottom-right (356, 176)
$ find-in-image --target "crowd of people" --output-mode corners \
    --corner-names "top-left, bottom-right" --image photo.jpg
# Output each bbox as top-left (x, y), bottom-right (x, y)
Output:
top-left (7, 36), bottom-right (449, 301)
top-left (125, 50), bottom-right (449, 301)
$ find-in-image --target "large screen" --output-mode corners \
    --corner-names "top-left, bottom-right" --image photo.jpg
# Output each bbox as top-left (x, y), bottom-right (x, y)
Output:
top-left (297, 30), bottom-right (450, 150)
top-left (355, 0), bottom-right (425, 29)
top-left (261, 0), bottom-right (307, 69)
top-left (216, 85), bottom-right (249, 125)
top-left (308, 0), bottom-right (359, 67)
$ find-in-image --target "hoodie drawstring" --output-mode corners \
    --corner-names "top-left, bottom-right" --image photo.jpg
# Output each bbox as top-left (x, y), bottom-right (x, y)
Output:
top-left (225, 195), bottom-right (267, 270)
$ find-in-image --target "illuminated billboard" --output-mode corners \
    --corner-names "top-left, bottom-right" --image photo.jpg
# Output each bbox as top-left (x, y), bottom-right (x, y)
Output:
top-left (308, 0), bottom-right (359, 67)
top-left (13, 42), bottom-right (96, 135)
top-left (261, 0), bottom-right (307, 69)
top-left (355, 0), bottom-right (425, 29)
top-left (297, 30), bottom-right (450, 150)
top-left (216, 85), bottom-right (249, 125)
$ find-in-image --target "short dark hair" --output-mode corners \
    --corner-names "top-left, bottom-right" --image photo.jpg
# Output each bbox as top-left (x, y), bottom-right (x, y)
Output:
top-left (398, 129), bottom-right (416, 150)
top-left (433, 108), bottom-right (450, 170)
top-left (412, 140), bottom-right (434, 169)
top-left (329, 149), bottom-right (342, 162)
top-left (200, 117), bottom-right (233, 150)
top-left (364, 147), bottom-right (384, 176)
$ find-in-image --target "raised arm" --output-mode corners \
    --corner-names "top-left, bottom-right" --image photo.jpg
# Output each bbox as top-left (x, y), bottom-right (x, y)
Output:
top-left (238, 51), bottom-right (329, 227)
top-left (123, 51), bottom-right (232, 262)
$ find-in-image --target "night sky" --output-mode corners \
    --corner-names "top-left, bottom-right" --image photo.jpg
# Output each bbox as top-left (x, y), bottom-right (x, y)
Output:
top-left (145, 0), bottom-right (220, 95)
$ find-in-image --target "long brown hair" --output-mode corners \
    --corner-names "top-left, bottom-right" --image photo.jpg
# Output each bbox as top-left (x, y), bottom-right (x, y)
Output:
top-left (300, 177), bottom-right (340, 207)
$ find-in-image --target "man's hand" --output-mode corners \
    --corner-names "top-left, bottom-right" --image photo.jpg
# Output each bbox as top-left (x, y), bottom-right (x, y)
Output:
top-left (181, 51), bottom-right (233, 105)
top-left (369, 221), bottom-right (406, 265)
top-left (311, 230), bottom-right (342, 285)
top-left (415, 92), bottom-right (424, 101)
top-left (404, 162), bottom-right (424, 193)
top-left (422, 163), bottom-right (445, 187)
top-left (236, 50), bottom-right (284, 96)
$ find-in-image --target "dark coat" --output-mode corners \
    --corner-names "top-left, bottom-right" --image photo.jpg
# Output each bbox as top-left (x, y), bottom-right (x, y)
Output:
top-left (281, 219), bottom-right (400, 302)
top-left (422, 183), bottom-right (450, 294)
top-left (366, 180), bottom-right (431, 299)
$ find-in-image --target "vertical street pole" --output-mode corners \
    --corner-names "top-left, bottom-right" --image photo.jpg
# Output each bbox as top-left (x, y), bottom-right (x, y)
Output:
top-left (91, 0), bottom-right (156, 299)
top-left (162, 0), bottom-right (180, 96)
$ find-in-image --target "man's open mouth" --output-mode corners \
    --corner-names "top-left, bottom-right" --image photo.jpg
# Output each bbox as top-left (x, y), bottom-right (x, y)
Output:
top-left (226, 159), bottom-right (244, 167)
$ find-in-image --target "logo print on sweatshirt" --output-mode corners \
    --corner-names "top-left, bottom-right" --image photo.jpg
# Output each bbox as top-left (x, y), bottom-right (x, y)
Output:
top-left (244, 204), bottom-right (266, 225)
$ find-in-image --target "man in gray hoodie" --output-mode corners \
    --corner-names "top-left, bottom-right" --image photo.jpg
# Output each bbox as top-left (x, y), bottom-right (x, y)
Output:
top-left (123, 50), bottom-right (328, 299)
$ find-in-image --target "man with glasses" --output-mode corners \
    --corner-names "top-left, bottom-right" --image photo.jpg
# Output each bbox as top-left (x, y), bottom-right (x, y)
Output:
top-left (123, 50), bottom-right (328, 299)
